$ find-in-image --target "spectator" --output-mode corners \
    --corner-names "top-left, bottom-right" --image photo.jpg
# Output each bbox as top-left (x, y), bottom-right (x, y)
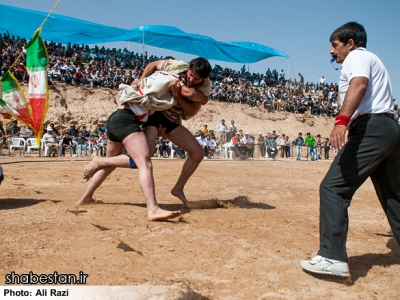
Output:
top-left (42, 125), bottom-right (60, 157)
top-left (265, 132), bottom-right (278, 160)
top-left (61, 132), bottom-right (77, 157)
top-left (75, 131), bottom-right (88, 157)
top-left (293, 132), bottom-right (304, 161)
top-left (6, 120), bottom-right (20, 137)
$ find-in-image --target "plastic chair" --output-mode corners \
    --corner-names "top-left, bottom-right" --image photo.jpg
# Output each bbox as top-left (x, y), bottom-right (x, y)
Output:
top-left (26, 138), bottom-right (41, 156)
top-left (223, 143), bottom-right (234, 159)
top-left (8, 137), bottom-right (26, 156)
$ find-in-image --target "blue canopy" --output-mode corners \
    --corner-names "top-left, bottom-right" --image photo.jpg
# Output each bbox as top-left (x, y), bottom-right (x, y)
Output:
top-left (0, 4), bottom-right (289, 63)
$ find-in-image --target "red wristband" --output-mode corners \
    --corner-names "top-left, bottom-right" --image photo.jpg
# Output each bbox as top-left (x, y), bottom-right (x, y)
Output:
top-left (334, 115), bottom-right (350, 126)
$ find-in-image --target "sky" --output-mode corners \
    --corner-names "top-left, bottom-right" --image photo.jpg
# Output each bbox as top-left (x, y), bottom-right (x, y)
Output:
top-left (2, 0), bottom-right (400, 99)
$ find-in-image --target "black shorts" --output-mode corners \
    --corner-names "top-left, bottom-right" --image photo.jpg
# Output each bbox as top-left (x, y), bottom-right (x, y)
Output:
top-left (142, 110), bottom-right (179, 134)
top-left (106, 108), bottom-right (142, 142)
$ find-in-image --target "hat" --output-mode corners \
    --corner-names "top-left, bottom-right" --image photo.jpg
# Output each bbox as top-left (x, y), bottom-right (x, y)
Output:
top-left (47, 125), bottom-right (53, 131)
top-left (259, 132), bottom-right (262, 135)
top-left (245, 132), bottom-right (249, 135)
top-left (236, 132), bottom-right (240, 135)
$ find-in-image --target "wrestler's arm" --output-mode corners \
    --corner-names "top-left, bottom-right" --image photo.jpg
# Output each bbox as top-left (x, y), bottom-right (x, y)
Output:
top-left (131, 60), bottom-right (165, 85)
top-left (169, 81), bottom-right (201, 117)
top-left (180, 86), bottom-right (208, 105)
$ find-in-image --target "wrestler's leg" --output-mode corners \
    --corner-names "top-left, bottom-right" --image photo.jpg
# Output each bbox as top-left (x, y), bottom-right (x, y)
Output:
top-left (83, 154), bottom-right (130, 180)
top-left (77, 140), bottom-right (124, 205)
top-left (122, 131), bottom-right (180, 221)
top-left (166, 125), bottom-right (203, 204)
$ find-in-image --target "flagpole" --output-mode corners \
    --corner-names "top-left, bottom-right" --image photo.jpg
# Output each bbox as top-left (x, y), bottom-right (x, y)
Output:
top-left (39, 0), bottom-right (62, 30)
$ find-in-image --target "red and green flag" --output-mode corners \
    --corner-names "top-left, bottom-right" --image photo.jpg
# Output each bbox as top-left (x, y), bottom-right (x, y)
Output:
top-left (26, 28), bottom-right (49, 143)
top-left (1, 28), bottom-right (49, 143)
top-left (0, 98), bottom-right (19, 119)
top-left (1, 71), bottom-right (34, 127)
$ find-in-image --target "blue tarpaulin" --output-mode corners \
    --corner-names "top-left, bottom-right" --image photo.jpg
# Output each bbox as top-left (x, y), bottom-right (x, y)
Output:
top-left (0, 4), bottom-right (289, 63)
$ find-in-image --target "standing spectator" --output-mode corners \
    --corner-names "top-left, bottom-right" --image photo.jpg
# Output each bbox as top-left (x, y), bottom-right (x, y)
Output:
top-left (305, 132), bottom-right (317, 161)
top-left (284, 135), bottom-right (291, 158)
top-left (264, 133), bottom-right (278, 160)
top-left (323, 138), bottom-right (331, 160)
top-left (257, 133), bottom-right (266, 158)
top-left (216, 119), bottom-right (228, 146)
top-left (293, 132), bottom-right (304, 161)
top-left (278, 134), bottom-right (286, 158)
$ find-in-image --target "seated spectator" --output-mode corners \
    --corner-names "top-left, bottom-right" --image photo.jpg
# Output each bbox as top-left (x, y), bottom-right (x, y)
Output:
top-left (158, 137), bottom-right (171, 157)
top-left (87, 134), bottom-right (99, 156)
top-left (20, 125), bottom-right (34, 139)
top-left (6, 120), bottom-right (20, 137)
top-left (205, 133), bottom-right (217, 158)
top-left (239, 132), bottom-right (254, 158)
top-left (75, 131), bottom-right (88, 157)
top-left (230, 132), bottom-right (241, 157)
top-left (170, 141), bottom-right (185, 158)
top-left (81, 126), bottom-right (91, 139)
top-left (196, 132), bottom-right (209, 158)
top-left (97, 132), bottom-right (108, 157)
top-left (63, 70), bottom-right (73, 85)
top-left (93, 124), bottom-right (105, 136)
top-left (61, 132), bottom-right (77, 157)
top-left (42, 125), bottom-right (60, 157)
top-left (73, 69), bottom-right (84, 86)
top-left (67, 124), bottom-right (79, 138)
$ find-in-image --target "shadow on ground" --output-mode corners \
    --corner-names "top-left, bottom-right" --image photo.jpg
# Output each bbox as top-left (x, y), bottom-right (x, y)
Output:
top-left (0, 198), bottom-right (46, 210)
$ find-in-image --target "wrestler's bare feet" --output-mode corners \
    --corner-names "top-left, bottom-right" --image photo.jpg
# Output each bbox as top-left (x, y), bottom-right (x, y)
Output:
top-left (77, 195), bottom-right (103, 206)
top-left (171, 187), bottom-right (190, 206)
top-left (83, 157), bottom-right (102, 180)
top-left (148, 206), bottom-right (181, 221)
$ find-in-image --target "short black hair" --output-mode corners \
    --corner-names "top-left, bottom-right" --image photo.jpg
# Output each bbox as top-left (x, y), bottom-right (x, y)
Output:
top-left (330, 21), bottom-right (367, 48)
top-left (189, 57), bottom-right (211, 79)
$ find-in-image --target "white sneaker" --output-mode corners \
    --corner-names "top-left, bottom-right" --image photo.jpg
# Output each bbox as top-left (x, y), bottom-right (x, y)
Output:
top-left (300, 255), bottom-right (350, 277)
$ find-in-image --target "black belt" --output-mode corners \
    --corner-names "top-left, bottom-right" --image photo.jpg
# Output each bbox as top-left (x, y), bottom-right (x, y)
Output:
top-left (350, 113), bottom-right (396, 130)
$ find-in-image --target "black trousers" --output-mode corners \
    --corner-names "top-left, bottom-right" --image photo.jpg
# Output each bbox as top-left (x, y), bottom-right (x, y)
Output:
top-left (318, 115), bottom-right (400, 261)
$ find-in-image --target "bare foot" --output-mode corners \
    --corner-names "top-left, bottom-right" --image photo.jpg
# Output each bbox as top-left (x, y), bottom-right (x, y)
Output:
top-left (171, 187), bottom-right (190, 206)
top-left (148, 207), bottom-right (181, 221)
top-left (83, 157), bottom-right (101, 180)
top-left (77, 196), bottom-right (103, 206)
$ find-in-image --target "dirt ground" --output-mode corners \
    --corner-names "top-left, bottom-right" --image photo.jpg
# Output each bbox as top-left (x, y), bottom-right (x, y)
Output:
top-left (0, 155), bottom-right (399, 299)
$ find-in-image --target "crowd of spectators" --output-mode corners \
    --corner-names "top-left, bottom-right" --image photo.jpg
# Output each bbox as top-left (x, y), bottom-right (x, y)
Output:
top-left (1, 118), bottom-right (108, 157)
top-left (209, 65), bottom-right (342, 117)
top-left (1, 31), bottom-right (341, 116)
top-left (1, 31), bottom-right (399, 159)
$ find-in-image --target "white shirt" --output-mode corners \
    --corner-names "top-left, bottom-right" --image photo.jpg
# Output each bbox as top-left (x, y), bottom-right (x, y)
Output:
top-left (339, 47), bottom-right (394, 121)
top-left (216, 123), bottom-right (228, 133)
top-left (196, 137), bottom-right (207, 147)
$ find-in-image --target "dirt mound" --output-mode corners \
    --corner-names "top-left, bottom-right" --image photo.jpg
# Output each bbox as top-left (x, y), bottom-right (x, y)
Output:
top-left (6, 83), bottom-right (334, 138)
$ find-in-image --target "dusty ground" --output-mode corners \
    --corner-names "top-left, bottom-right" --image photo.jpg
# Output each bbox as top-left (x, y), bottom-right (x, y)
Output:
top-left (0, 155), bottom-right (399, 299)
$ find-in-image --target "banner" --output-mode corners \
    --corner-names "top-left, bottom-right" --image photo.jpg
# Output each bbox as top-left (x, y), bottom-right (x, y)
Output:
top-left (26, 28), bottom-right (49, 143)
top-left (1, 71), bottom-right (33, 127)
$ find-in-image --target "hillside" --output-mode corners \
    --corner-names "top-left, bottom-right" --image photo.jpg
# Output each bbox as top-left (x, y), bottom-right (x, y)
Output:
top-left (9, 83), bottom-right (335, 139)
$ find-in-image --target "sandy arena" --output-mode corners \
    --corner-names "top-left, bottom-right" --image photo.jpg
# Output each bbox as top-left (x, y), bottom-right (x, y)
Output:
top-left (0, 155), bottom-right (399, 299)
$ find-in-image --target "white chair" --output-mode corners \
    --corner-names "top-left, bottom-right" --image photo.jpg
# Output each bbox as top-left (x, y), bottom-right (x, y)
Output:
top-left (8, 137), bottom-right (26, 156)
top-left (88, 142), bottom-right (99, 157)
top-left (26, 138), bottom-right (41, 156)
top-left (223, 143), bottom-right (234, 159)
